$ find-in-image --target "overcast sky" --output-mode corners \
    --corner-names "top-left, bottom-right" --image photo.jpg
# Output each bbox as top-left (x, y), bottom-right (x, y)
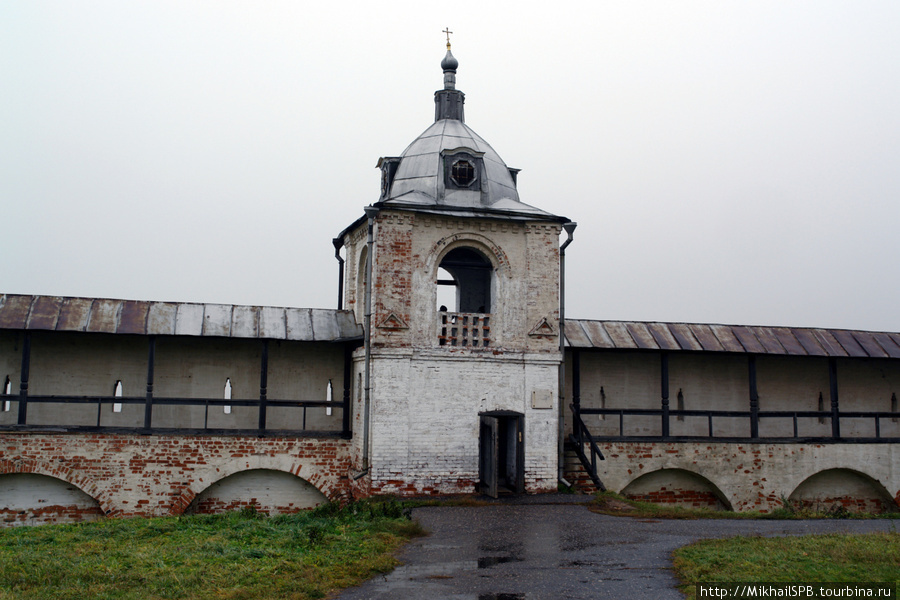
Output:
top-left (2, 1), bottom-right (898, 332)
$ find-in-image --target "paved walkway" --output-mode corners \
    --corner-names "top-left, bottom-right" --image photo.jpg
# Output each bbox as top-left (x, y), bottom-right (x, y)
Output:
top-left (335, 500), bottom-right (898, 600)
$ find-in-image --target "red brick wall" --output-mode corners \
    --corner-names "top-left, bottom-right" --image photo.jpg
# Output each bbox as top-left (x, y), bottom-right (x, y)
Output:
top-left (624, 489), bottom-right (724, 510)
top-left (371, 214), bottom-right (414, 348)
top-left (370, 477), bottom-right (478, 496)
top-left (1, 433), bottom-right (352, 522)
top-left (190, 498), bottom-right (302, 515)
top-left (594, 441), bottom-right (900, 513)
top-left (1, 504), bottom-right (104, 527)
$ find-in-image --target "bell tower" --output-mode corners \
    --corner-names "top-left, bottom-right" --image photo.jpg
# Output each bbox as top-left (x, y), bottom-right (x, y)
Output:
top-left (337, 41), bottom-right (571, 497)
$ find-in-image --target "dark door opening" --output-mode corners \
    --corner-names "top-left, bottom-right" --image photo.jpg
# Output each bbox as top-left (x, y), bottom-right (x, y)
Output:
top-left (478, 411), bottom-right (525, 498)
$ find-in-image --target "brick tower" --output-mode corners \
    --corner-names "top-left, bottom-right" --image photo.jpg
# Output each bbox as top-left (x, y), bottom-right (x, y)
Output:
top-left (337, 42), bottom-right (571, 497)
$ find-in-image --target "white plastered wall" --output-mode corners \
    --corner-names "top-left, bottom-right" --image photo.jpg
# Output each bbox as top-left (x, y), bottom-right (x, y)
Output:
top-left (365, 349), bottom-right (559, 494)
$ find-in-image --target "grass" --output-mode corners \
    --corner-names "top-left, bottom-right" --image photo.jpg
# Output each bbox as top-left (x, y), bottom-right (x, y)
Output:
top-left (4, 494), bottom-right (898, 600)
top-left (0, 501), bottom-right (424, 600)
top-left (589, 490), bottom-right (900, 520)
top-left (672, 532), bottom-right (900, 599)
top-left (587, 492), bottom-right (900, 598)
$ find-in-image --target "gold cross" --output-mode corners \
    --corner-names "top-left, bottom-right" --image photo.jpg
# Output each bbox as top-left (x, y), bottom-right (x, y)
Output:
top-left (443, 27), bottom-right (453, 49)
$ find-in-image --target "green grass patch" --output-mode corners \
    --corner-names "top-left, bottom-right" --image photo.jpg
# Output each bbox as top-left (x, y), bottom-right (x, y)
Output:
top-left (673, 532), bottom-right (900, 599)
top-left (0, 501), bottom-right (424, 600)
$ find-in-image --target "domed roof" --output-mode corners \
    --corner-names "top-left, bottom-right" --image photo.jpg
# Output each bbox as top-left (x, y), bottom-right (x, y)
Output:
top-left (387, 119), bottom-right (520, 207)
top-left (375, 49), bottom-right (562, 221)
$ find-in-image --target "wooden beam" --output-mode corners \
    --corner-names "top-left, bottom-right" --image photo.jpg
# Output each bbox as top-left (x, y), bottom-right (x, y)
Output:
top-left (258, 340), bottom-right (269, 432)
top-left (17, 332), bottom-right (30, 425)
top-left (143, 336), bottom-right (155, 430)
top-left (749, 355), bottom-right (759, 439)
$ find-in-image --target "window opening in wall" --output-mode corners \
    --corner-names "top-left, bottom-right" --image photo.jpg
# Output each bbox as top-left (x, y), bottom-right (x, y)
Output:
top-left (892, 392), bottom-right (898, 423)
top-left (224, 378), bottom-right (232, 415)
top-left (450, 159), bottom-right (476, 187)
top-left (676, 389), bottom-right (684, 421)
top-left (357, 373), bottom-right (362, 404)
top-left (113, 380), bottom-right (123, 413)
top-left (818, 392), bottom-right (826, 424)
top-left (437, 247), bottom-right (492, 314)
top-left (598, 386), bottom-right (606, 421)
top-left (2, 376), bottom-right (10, 412)
top-left (326, 380), bottom-right (333, 416)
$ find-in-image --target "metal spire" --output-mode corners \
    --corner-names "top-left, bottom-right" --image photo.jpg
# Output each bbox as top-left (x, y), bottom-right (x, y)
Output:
top-left (434, 29), bottom-right (464, 122)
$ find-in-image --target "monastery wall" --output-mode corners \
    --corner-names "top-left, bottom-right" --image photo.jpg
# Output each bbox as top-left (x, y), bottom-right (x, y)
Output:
top-left (594, 441), bottom-right (900, 513)
top-left (565, 349), bottom-right (900, 512)
top-left (0, 331), bottom-right (345, 431)
top-left (0, 433), bottom-right (350, 527)
top-left (567, 350), bottom-right (900, 439)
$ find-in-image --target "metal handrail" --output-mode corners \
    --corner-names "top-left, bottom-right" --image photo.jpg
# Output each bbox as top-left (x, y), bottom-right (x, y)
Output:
top-left (576, 406), bottom-right (900, 441)
top-left (569, 404), bottom-right (606, 490)
top-left (0, 393), bottom-right (345, 436)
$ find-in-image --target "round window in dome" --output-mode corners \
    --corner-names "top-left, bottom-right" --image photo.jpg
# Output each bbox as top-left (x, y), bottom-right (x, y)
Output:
top-left (450, 160), bottom-right (476, 188)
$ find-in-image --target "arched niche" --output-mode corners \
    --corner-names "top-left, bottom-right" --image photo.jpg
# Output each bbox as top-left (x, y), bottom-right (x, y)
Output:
top-left (0, 473), bottom-right (103, 527)
top-left (354, 245), bottom-right (368, 323)
top-left (621, 468), bottom-right (733, 511)
top-left (788, 468), bottom-right (897, 514)
top-left (185, 469), bottom-right (327, 515)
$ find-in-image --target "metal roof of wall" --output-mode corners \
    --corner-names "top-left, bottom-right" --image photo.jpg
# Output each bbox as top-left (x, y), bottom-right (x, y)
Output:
top-left (3, 295), bottom-right (898, 358)
top-left (566, 319), bottom-right (900, 359)
top-left (0, 294), bottom-right (363, 342)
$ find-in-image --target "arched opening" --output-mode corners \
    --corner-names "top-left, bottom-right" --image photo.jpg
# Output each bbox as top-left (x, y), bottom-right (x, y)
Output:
top-left (185, 469), bottom-right (327, 515)
top-left (355, 246), bottom-right (368, 323)
top-left (2, 376), bottom-right (10, 412)
top-left (621, 468), bottom-right (732, 511)
top-left (788, 468), bottom-right (896, 514)
top-left (113, 380), bottom-right (123, 413)
top-left (0, 473), bottom-right (103, 527)
top-left (223, 378), bottom-right (232, 415)
top-left (326, 380), bottom-right (333, 417)
top-left (437, 247), bottom-right (492, 313)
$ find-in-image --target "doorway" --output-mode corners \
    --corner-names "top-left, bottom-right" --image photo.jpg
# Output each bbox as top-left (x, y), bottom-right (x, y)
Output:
top-left (478, 411), bottom-right (525, 498)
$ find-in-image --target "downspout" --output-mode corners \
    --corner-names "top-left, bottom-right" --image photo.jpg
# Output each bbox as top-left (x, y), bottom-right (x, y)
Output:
top-left (558, 222), bottom-right (577, 488)
top-left (332, 238), bottom-right (345, 310)
top-left (356, 206), bottom-right (379, 479)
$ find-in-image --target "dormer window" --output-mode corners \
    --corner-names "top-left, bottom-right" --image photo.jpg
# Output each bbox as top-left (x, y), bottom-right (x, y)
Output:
top-left (443, 149), bottom-right (484, 192)
top-left (377, 157), bottom-right (401, 200)
top-left (451, 159), bottom-right (476, 187)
